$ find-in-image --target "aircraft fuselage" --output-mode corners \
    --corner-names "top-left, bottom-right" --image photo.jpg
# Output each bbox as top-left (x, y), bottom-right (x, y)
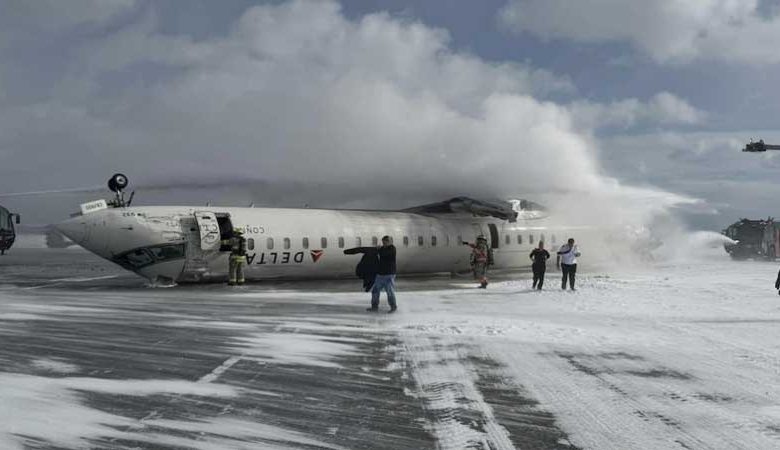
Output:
top-left (57, 206), bottom-right (573, 283)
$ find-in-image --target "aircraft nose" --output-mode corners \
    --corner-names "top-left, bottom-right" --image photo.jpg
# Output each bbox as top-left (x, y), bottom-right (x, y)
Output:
top-left (55, 217), bottom-right (89, 244)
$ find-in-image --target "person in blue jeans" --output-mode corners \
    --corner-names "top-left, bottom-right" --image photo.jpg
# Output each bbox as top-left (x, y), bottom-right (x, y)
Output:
top-left (371, 235), bottom-right (397, 313)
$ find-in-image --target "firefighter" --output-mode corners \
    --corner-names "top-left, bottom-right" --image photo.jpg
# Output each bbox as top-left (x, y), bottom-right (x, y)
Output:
top-left (228, 228), bottom-right (247, 286)
top-left (463, 235), bottom-right (493, 288)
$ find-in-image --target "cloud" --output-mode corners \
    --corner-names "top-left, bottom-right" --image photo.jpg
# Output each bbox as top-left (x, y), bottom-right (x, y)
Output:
top-left (499, 0), bottom-right (780, 64)
top-left (0, 0), bottom-right (136, 47)
top-left (569, 92), bottom-right (705, 131)
top-left (597, 130), bottom-right (780, 228)
top-left (0, 0), bottom-right (697, 230)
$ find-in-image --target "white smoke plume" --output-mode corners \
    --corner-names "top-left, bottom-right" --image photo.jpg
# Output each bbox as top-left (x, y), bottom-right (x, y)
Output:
top-left (0, 0), bottom-right (707, 261)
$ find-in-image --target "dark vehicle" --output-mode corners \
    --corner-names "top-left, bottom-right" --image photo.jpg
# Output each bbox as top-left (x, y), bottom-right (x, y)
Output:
top-left (743, 139), bottom-right (780, 153)
top-left (761, 219), bottom-right (780, 260)
top-left (0, 205), bottom-right (21, 255)
top-left (722, 218), bottom-right (775, 260)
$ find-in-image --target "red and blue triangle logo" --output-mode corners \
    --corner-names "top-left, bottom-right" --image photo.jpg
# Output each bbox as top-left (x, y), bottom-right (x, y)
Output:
top-left (310, 250), bottom-right (324, 263)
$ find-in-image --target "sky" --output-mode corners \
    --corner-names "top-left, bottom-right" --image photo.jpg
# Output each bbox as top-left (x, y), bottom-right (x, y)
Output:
top-left (2, 0), bottom-right (780, 230)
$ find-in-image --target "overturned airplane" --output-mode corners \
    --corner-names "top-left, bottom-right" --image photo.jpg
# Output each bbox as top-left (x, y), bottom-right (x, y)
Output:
top-left (57, 174), bottom-right (571, 283)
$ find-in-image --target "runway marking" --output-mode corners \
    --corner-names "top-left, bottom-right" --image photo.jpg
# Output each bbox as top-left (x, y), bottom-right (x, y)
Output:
top-left (21, 275), bottom-right (120, 290)
top-left (198, 355), bottom-right (242, 383)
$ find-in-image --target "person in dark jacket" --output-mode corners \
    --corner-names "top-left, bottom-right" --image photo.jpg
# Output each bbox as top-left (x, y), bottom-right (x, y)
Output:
top-left (343, 246), bottom-right (379, 292)
top-left (529, 241), bottom-right (550, 290)
top-left (372, 236), bottom-right (397, 312)
top-left (775, 268), bottom-right (780, 295)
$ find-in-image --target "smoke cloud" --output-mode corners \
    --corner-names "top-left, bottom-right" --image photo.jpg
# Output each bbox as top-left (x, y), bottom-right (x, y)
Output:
top-left (0, 0), bottom-right (701, 259)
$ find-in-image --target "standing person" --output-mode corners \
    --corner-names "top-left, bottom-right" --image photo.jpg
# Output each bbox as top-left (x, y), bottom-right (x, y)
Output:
top-left (371, 236), bottom-right (397, 313)
top-left (529, 241), bottom-right (550, 290)
top-left (775, 267), bottom-right (780, 295)
top-left (463, 235), bottom-right (493, 288)
top-left (343, 246), bottom-right (379, 293)
top-left (227, 228), bottom-right (247, 286)
top-left (556, 238), bottom-right (581, 291)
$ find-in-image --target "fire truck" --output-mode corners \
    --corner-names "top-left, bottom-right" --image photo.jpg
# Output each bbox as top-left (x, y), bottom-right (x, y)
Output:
top-left (722, 217), bottom-right (780, 260)
top-left (0, 205), bottom-right (20, 255)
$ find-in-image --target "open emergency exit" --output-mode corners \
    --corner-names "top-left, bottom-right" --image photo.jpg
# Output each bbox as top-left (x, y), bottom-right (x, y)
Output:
top-left (193, 212), bottom-right (233, 251)
top-left (487, 223), bottom-right (499, 249)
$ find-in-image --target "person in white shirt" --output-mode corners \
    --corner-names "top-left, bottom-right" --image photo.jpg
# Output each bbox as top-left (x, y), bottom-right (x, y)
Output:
top-left (556, 238), bottom-right (581, 291)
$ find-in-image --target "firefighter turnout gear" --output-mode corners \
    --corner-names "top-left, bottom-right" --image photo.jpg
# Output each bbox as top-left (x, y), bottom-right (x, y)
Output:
top-left (226, 230), bottom-right (247, 286)
top-left (464, 236), bottom-right (493, 288)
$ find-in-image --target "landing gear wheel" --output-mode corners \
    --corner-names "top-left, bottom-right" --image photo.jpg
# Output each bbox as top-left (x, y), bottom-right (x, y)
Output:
top-left (108, 173), bottom-right (129, 192)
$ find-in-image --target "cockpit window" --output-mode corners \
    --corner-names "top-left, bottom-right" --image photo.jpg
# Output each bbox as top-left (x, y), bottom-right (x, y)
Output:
top-left (117, 249), bottom-right (155, 268)
top-left (148, 244), bottom-right (185, 262)
top-left (114, 244), bottom-right (186, 270)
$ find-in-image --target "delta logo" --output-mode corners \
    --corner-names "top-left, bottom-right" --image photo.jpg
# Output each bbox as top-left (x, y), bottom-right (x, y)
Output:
top-left (310, 250), bottom-right (324, 263)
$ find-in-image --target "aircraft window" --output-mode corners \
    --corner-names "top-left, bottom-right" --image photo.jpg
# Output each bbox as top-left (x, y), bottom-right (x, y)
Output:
top-left (247, 238), bottom-right (255, 250)
top-left (517, 235), bottom-right (523, 245)
top-left (302, 237), bottom-right (309, 249)
top-left (457, 235), bottom-right (462, 245)
top-left (444, 235), bottom-right (450, 246)
top-left (403, 236), bottom-right (409, 247)
top-left (321, 237), bottom-right (328, 248)
top-left (529, 235), bottom-right (534, 245)
top-left (355, 237), bottom-right (362, 246)
top-left (372, 236), bottom-right (378, 246)
top-left (540, 233), bottom-right (545, 243)
top-left (148, 244), bottom-right (186, 262)
top-left (267, 238), bottom-right (274, 250)
top-left (283, 238), bottom-right (291, 250)
top-left (505, 234), bottom-right (510, 245)
top-left (431, 236), bottom-right (437, 247)
top-left (338, 237), bottom-right (345, 248)
top-left (418, 236), bottom-right (424, 247)
top-left (116, 248), bottom-right (154, 269)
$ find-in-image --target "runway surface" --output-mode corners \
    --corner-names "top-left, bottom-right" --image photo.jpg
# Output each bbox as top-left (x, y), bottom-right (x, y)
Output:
top-left (2, 248), bottom-right (780, 449)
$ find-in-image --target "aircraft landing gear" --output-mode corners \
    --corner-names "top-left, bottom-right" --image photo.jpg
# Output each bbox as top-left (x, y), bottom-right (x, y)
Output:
top-left (106, 173), bottom-right (134, 208)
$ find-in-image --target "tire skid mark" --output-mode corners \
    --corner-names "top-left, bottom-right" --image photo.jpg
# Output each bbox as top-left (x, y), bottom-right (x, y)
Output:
top-left (398, 334), bottom-right (515, 450)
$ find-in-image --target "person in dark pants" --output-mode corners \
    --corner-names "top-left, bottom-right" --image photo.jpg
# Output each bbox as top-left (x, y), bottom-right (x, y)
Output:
top-left (529, 241), bottom-right (550, 290)
top-left (344, 246), bottom-right (379, 292)
top-left (370, 236), bottom-right (397, 312)
top-left (775, 268), bottom-right (780, 295)
top-left (556, 238), bottom-right (581, 291)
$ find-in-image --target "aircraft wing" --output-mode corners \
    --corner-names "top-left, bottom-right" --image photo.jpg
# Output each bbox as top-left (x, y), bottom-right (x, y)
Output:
top-left (403, 196), bottom-right (520, 222)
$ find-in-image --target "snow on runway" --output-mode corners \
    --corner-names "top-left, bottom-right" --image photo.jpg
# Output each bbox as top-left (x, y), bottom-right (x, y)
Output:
top-left (1, 249), bottom-right (780, 449)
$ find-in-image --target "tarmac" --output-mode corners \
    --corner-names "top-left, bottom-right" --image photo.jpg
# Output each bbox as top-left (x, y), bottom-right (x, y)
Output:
top-left (0, 248), bottom-right (574, 450)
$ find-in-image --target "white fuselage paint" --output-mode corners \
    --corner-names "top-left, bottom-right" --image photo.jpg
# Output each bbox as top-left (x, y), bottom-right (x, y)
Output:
top-left (56, 206), bottom-right (580, 283)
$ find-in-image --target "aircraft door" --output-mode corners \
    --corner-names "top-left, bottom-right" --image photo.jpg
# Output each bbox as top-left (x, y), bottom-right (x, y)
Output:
top-left (487, 223), bottom-right (499, 249)
top-left (194, 212), bottom-right (222, 251)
